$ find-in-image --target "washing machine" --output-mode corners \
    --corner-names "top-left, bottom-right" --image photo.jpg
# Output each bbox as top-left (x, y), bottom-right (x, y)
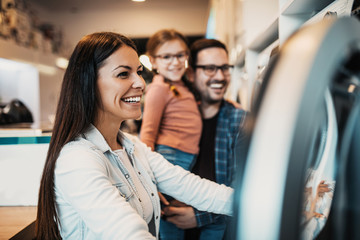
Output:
top-left (231, 16), bottom-right (360, 240)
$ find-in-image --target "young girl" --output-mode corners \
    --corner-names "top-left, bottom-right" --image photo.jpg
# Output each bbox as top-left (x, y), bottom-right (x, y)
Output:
top-left (140, 29), bottom-right (202, 239)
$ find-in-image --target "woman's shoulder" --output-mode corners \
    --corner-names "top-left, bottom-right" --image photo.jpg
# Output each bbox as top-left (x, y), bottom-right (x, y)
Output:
top-left (59, 138), bottom-right (102, 160)
top-left (57, 138), bottom-right (109, 171)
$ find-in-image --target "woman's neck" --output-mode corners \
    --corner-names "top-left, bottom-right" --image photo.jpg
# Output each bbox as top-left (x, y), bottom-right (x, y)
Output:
top-left (94, 117), bottom-right (122, 150)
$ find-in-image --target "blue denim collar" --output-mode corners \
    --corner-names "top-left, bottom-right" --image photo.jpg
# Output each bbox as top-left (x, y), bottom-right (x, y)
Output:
top-left (83, 124), bottom-right (135, 155)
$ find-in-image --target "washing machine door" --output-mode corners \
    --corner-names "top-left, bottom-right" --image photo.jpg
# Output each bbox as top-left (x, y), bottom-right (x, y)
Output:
top-left (232, 17), bottom-right (360, 240)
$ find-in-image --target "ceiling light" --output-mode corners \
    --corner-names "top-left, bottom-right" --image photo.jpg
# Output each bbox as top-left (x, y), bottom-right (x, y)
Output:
top-left (132, 0), bottom-right (145, 2)
top-left (55, 57), bottom-right (69, 70)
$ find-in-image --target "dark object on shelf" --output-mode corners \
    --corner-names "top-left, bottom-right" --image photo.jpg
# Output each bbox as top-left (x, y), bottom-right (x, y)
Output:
top-left (0, 99), bottom-right (33, 125)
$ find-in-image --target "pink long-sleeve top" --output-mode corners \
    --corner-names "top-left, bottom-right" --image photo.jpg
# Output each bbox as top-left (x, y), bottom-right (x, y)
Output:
top-left (140, 75), bottom-right (202, 154)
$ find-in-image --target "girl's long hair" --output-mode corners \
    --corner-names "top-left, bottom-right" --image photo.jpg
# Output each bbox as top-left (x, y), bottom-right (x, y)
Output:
top-left (35, 32), bottom-right (137, 239)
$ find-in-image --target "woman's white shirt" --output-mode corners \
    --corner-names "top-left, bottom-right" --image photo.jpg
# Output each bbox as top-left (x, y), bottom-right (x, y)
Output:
top-left (113, 149), bottom-right (154, 224)
top-left (54, 125), bottom-right (233, 239)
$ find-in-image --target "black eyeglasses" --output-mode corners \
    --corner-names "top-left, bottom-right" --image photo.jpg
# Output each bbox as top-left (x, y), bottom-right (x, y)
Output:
top-left (194, 64), bottom-right (234, 76)
top-left (154, 52), bottom-right (188, 64)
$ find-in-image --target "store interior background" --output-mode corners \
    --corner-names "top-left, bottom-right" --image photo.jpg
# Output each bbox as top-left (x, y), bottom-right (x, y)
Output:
top-left (0, 0), bottom-right (282, 129)
top-left (0, 0), bottom-right (356, 238)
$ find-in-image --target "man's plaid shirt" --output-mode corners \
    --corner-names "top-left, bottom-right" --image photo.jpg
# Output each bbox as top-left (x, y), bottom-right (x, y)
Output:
top-left (194, 100), bottom-right (247, 227)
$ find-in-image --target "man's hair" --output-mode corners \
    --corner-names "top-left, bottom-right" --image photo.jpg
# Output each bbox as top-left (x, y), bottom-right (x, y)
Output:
top-left (189, 39), bottom-right (228, 68)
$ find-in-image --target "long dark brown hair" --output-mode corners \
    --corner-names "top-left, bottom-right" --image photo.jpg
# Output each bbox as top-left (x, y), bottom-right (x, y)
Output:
top-left (35, 32), bottom-right (137, 239)
top-left (146, 29), bottom-right (194, 96)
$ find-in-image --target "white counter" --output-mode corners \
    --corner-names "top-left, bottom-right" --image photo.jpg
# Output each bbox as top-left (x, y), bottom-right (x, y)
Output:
top-left (0, 129), bottom-right (50, 206)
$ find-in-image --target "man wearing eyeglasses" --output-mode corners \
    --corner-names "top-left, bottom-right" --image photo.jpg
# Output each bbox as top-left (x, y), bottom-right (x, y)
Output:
top-left (161, 39), bottom-right (247, 240)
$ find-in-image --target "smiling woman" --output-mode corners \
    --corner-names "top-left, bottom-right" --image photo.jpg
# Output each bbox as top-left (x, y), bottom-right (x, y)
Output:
top-left (95, 45), bottom-right (145, 148)
top-left (35, 31), bottom-right (234, 240)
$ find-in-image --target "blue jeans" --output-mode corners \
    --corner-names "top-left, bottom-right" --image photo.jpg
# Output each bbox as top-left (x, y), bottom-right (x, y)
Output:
top-left (198, 218), bottom-right (227, 240)
top-left (160, 215), bottom-right (227, 240)
top-left (155, 145), bottom-right (196, 240)
top-left (155, 144), bottom-right (196, 171)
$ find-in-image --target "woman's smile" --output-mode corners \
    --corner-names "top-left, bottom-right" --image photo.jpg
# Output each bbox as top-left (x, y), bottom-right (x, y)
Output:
top-left (121, 95), bottom-right (142, 104)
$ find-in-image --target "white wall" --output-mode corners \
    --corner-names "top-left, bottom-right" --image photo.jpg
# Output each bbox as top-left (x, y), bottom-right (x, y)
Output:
top-left (31, 1), bottom-right (210, 53)
top-left (242, 0), bottom-right (279, 46)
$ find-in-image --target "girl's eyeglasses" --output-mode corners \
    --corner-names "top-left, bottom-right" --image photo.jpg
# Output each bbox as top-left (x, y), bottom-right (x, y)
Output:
top-left (154, 52), bottom-right (188, 64)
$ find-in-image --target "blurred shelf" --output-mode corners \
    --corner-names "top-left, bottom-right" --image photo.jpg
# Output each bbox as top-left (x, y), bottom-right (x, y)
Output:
top-left (281, 0), bottom-right (336, 15)
top-left (248, 17), bottom-right (279, 52)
